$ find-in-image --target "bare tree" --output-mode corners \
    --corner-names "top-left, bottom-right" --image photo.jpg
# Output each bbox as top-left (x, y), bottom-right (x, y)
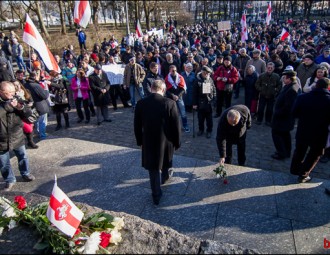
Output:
top-left (303, 0), bottom-right (315, 20)
top-left (91, 0), bottom-right (100, 28)
top-left (64, 1), bottom-right (74, 30)
top-left (58, 0), bottom-right (66, 35)
top-left (142, 0), bottom-right (156, 30)
top-left (22, 1), bottom-right (49, 39)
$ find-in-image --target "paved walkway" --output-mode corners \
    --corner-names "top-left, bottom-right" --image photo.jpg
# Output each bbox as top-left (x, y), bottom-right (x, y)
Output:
top-left (1, 93), bottom-right (330, 254)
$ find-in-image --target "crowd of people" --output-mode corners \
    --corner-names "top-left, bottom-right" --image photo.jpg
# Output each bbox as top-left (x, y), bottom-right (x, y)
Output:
top-left (0, 16), bottom-right (330, 197)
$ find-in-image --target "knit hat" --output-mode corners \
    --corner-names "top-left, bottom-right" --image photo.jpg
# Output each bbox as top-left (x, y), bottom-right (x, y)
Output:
top-left (224, 56), bottom-right (232, 62)
top-left (282, 70), bottom-right (296, 77)
top-left (303, 53), bottom-right (314, 61)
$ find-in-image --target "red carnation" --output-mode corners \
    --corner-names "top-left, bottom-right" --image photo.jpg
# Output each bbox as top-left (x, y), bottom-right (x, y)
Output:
top-left (14, 196), bottom-right (27, 210)
top-left (223, 179), bottom-right (228, 185)
top-left (100, 232), bottom-right (111, 248)
top-left (74, 228), bottom-right (81, 236)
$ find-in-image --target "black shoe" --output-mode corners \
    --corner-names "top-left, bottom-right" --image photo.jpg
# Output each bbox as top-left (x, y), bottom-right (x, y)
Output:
top-left (213, 114), bottom-right (220, 118)
top-left (77, 119), bottom-right (83, 123)
top-left (124, 104), bottom-right (132, 108)
top-left (161, 169), bottom-right (174, 184)
top-left (197, 130), bottom-right (204, 136)
top-left (4, 182), bottom-right (14, 192)
top-left (97, 122), bottom-right (102, 126)
top-left (206, 132), bottom-right (211, 138)
top-left (271, 153), bottom-right (285, 160)
top-left (27, 143), bottom-right (39, 149)
top-left (152, 192), bottom-right (163, 205)
top-left (22, 174), bottom-right (35, 182)
top-left (85, 120), bottom-right (90, 124)
top-left (298, 176), bottom-right (312, 183)
top-left (65, 124), bottom-right (70, 129)
top-left (325, 188), bottom-right (330, 196)
top-left (113, 107), bottom-right (118, 111)
top-left (91, 113), bottom-right (96, 117)
top-left (55, 125), bottom-right (62, 131)
top-left (104, 119), bottom-right (112, 122)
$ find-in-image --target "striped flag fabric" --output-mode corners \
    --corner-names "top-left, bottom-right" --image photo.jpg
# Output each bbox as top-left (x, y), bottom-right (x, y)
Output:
top-left (266, 2), bottom-right (272, 25)
top-left (279, 28), bottom-right (291, 41)
top-left (46, 176), bottom-right (84, 237)
top-left (240, 12), bottom-right (248, 42)
top-left (74, 0), bottom-right (91, 28)
top-left (22, 14), bottom-right (61, 73)
top-left (136, 20), bottom-right (143, 38)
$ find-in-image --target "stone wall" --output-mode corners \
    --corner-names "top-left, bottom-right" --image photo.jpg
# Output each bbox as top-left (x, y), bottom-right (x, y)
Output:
top-left (0, 192), bottom-right (261, 254)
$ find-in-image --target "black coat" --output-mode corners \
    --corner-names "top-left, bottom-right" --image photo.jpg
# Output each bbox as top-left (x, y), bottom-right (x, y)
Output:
top-left (292, 88), bottom-right (330, 148)
top-left (24, 79), bottom-right (50, 115)
top-left (216, 105), bottom-right (251, 158)
top-left (134, 93), bottom-right (181, 171)
top-left (142, 71), bottom-right (163, 97)
top-left (271, 82), bottom-right (300, 132)
top-left (0, 98), bottom-right (32, 151)
top-left (88, 72), bottom-right (111, 106)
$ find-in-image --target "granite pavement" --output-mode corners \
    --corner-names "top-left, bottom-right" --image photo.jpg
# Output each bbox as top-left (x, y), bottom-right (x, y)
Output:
top-left (1, 93), bottom-right (330, 254)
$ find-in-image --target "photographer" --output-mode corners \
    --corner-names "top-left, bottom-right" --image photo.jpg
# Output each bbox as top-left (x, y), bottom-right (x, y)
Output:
top-left (0, 81), bottom-right (36, 192)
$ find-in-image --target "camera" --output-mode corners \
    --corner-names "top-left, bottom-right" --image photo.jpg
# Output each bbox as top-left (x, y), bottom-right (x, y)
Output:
top-left (11, 95), bottom-right (26, 105)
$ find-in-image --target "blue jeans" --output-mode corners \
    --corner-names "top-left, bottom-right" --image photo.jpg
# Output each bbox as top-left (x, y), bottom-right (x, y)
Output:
top-left (130, 84), bottom-right (144, 107)
top-left (16, 56), bottom-right (27, 71)
top-left (0, 145), bottom-right (30, 183)
top-left (36, 113), bottom-right (48, 139)
top-left (176, 98), bottom-right (188, 128)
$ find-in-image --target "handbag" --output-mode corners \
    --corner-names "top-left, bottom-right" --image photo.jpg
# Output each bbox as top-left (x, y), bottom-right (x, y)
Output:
top-left (54, 88), bottom-right (69, 104)
top-left (224, 83), bottom-right (234, 92)
top-left (26, 107), bottom-right (40, 124)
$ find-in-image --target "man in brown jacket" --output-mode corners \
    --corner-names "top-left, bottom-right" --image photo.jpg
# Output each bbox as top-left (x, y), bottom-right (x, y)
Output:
top-left (123, 56), bottom-right (146, 109)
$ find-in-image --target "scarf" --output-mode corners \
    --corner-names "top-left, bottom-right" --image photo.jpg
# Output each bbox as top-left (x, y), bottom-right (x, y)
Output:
top-left (167, 73), bottom-right (186, 91)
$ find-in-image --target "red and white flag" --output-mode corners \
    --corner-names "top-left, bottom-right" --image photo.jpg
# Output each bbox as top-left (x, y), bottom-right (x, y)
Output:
top-left (266, 2), bottom-right (272, 26)
top-left (240, 12), bottom-right (248, 42)
top-left (74, 0), bottom-right (91, 28)
top-left (279, 28), bottom-right (291, 41)
top-left (136, 20), bottom-right (143, 38)
top-left (22, 14), bottom-right (61, 73)
top-left (46, 176), bottom-right (84, 237)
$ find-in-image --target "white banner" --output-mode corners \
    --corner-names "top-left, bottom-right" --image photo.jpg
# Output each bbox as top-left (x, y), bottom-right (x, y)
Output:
top-left (102, 64), bottom-right (125, 85)
top-left (218, 21), bottom-right (231, 31)
top-left (147, 29), bottom-right (164, 39)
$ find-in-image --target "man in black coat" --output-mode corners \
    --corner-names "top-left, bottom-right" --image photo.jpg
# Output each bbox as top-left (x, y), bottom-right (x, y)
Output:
top-left (271, 70), bottom-right (300, 160)
top-left (24, 72), bottom-right (50, 140)
top-left (88, 64), bottom-right (112, 125)
top-left (216, 104), bottom-right (251, 166)
top-left (134, 80), bottom-right (181, 205)
top-left (290, 78), bottom-right (330, 183)
top-left (0, 81), bottom-right (35, 191)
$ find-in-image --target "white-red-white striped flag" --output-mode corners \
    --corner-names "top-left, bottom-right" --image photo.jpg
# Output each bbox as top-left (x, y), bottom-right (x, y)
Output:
top-left (22, 14), bottom-right (61, 73)
top-left (74, 0), bottom-right (91, 28)
top-left (46, 176), bottom-right (84, 237)
top-left (136, 20), bottom-right (143, 38)
top-left (266, 2), bottom-right (272, 26)
top-left (240, 12), bottom-right (248, 42)
top-left (279, 28), bottom-right (291, 41)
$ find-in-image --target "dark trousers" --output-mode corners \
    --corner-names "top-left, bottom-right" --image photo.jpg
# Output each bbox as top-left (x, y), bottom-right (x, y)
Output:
top-left (198, 106), bottom-right (213, 132)
top-left (88, 91), bottom-right (96, 115)
top-left (290, 141), bottom-right (324, 177)
top-left (271, 129), bottom-right (291, 158)
top-left (216, 89), bottom-right (232, 116)
top-left (225, 137), bottom-right (246, 166)
top-left (75, 98), bottom-right (90, 121)
top-left (109, 85), bottom-right (129, 109)
top-left (148, 170), bottom-right (162, 200)
top-left (257, 96), bottom-right (275, 123)
top-left (79, 42), bottom-right (87, 50)
top-left (234, 80), bottom-right (243, 98)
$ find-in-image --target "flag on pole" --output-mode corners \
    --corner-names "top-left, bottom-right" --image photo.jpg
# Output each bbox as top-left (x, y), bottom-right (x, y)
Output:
top-left (74, 0), bottom-right (91, 28)
top-left (22, 14), bottom-right (61, 73)
top-left (266, 2), bottom-right (272, 26)
top-left (279, 28), bottom-right (291, 41)
top-left (46, 176), bottom-right (84, 237)
top-left (240, 12), bottom-right (248, 42)
top-left (136, 20), bottom-right (143, 38)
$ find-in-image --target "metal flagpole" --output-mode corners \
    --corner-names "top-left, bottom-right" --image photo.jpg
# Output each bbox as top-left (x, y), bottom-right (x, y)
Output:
top-left (29, 45), bottom-right (31, 73)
